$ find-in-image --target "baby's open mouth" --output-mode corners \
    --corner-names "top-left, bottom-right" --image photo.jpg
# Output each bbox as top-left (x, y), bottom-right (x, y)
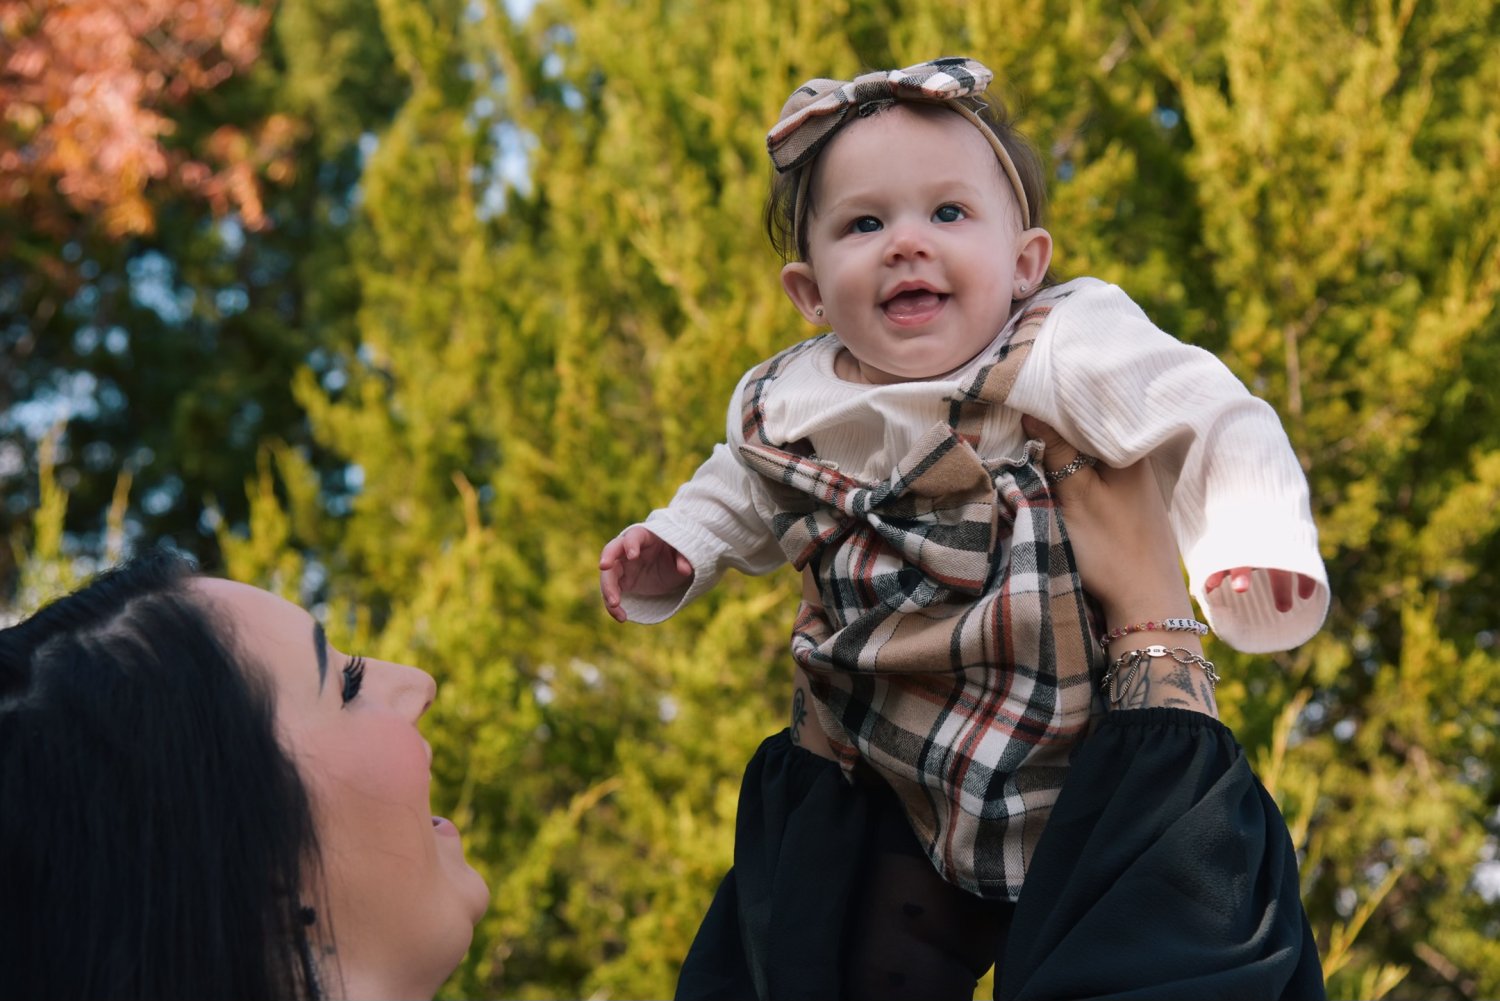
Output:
top-left (882, 288), bottom-right (947, 319)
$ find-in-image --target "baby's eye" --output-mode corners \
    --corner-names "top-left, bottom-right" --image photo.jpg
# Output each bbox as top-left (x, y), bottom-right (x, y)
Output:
top-left (851, 216), bottom-right (882, 234)
top-left (933, 204), bottom-right (965, 223)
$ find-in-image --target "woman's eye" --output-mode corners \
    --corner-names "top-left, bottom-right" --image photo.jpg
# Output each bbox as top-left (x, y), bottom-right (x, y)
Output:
top-left (340, 656), bottom-right (366, 707)
top-left (851, 216), bottom-right (882, 233)
top-left (933, 204), bottom-right (964, 223)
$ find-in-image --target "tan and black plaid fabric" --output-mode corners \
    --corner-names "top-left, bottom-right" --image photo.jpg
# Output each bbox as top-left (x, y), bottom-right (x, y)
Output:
top-left (737, 299), bottom-right (1105, 900)
top-left (767, 57), bottom-right (993, 172)
top-left (766, 56), bottom-right (1031, 235)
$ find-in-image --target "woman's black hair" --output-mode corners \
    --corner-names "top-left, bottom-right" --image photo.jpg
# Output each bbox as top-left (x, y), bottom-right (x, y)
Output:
top-left (0, 550), bottom-right (325, 1001)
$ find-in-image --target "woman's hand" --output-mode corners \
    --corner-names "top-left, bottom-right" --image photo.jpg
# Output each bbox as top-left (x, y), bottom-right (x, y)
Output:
top-left (1022, 417), bottom-right (1217, 717)
top-left (1021, 418), bottom-right (1189, 628)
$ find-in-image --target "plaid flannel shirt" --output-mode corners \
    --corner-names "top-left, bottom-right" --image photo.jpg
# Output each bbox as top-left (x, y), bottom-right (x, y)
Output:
top-left (737, 297), bottom-right (1105, 900)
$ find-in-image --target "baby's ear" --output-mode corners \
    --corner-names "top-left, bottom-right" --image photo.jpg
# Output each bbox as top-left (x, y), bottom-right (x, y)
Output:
top-left (1013, 227), bottom-right (1053, 294)
top-left (781, 262), bottom-right (826, 325)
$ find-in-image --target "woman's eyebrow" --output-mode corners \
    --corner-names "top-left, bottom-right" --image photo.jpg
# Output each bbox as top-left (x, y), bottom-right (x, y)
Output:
top-left (313, 622), bottom-right (329, 692)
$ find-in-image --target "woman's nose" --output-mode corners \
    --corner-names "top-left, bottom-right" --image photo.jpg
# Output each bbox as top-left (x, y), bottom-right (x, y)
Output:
top-left (382, 661), bottom-right (437, 719)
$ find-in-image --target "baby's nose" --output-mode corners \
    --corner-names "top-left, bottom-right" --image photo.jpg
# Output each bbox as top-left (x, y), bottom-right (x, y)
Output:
top-left (884, 220), bottom-right (932, 260)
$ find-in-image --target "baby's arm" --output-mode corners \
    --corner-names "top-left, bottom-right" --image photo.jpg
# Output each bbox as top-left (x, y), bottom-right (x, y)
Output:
top-left (600, 365), bottom-right (798, 624)
top-left (1009, 281), bottom-right (1329, 652)
top-left (599, 443), bottom-right (788, 624)
top-left (599, 526), bottom-right (694, 623)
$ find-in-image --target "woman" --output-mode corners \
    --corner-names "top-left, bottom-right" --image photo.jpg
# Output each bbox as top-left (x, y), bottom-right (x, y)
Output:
top-left (992, 421), bottom-right (1325, 999)
top-left (0, 551), bottom-right (488, 1001)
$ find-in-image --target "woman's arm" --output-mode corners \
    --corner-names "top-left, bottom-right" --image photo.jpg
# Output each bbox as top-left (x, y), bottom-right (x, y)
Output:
top-left (1023, 417), bottom-right (1218, 718)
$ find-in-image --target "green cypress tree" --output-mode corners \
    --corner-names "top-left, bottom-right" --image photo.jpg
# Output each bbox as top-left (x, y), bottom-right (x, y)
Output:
top-left (200, 0), bottom-right (1500, 996)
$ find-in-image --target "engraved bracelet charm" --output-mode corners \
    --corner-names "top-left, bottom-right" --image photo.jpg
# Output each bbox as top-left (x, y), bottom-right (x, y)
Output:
top-left (1099, 644), bottom-right (1220, 707)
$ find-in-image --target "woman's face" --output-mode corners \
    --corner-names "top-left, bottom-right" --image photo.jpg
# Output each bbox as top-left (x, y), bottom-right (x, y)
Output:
top-left (194, 579), bottom-right (488, 1000)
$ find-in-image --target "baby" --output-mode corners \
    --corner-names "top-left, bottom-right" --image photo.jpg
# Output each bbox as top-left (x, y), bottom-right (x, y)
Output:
top-left (600, 57), bottom-right (1326, 902)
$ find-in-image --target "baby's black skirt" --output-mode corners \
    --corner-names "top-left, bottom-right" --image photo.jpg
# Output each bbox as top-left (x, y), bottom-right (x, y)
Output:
top-left (677, 708), bottom-right (1325, 1001)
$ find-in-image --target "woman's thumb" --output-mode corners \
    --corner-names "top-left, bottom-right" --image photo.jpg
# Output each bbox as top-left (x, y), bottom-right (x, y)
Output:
top-left (1020, 415), bottom-right (1059, 444)
top-left (1021, 415), bottom-right (1077, 466)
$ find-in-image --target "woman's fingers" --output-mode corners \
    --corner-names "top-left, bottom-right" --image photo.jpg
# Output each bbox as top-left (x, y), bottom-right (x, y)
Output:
top-left (1020, 415), bottom-right (1103, 504)
top-left (1021, 416), bottom-right (1094, 483)
top-left (1020, 416), bottom-right (1071, 467)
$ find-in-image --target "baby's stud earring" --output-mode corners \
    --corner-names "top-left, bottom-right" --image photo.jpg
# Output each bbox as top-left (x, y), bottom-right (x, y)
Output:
top-left (814, 306), bottom-right (825, 318)
top-left (1018, 282), bottom-right (1029, 294)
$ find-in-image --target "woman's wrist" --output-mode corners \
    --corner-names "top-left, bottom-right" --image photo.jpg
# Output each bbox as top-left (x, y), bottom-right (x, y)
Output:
top-left (1102, 630), bottom-right (1218, 719)
top-left (1099, 589), bottom-right (1195, 632)
top-left (1105, 629), bottom-right (1202, 661)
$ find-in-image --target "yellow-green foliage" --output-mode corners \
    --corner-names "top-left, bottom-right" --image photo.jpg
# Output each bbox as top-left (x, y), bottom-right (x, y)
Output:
top-left (5, 1), bottom-right (1499, 998)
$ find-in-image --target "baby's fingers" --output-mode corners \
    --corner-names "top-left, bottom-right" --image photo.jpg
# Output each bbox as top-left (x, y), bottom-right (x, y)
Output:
top-left (1269, 569), bottom-right (1294, 612)
top-left (599, 567), bottom-right (628, 621)
top-left (1206, 567), bottom-right (1254, 595)
top-left (1271, 571), bottom-right (1319, 612)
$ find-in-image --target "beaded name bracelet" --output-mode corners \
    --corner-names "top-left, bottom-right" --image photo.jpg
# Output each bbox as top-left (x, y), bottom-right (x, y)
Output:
top-left (1100, 645), bottom-right (1220, 707)
top-left (1100, 617), bottom-right (1208, 648)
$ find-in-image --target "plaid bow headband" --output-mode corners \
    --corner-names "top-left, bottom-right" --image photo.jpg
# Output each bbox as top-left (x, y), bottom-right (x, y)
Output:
top-left (767, 57), bottom-right (1030, 231)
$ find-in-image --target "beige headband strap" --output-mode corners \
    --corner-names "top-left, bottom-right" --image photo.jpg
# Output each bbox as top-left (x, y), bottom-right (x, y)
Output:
top-left (768, 57), bottom-right (1031, 254)
top-left (947, 101), bottom-right (1029, 231)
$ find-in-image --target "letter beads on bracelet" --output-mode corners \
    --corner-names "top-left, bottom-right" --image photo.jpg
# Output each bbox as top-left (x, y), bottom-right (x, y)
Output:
top-left (1099, 645), bottom-right (1219, 706)
top-left (1100, 617), bottom-right (1208, 648)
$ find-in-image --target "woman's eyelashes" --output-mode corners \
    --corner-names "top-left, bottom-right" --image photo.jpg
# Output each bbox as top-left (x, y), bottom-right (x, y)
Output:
top-left (340, 655), bottom-right (367, 707)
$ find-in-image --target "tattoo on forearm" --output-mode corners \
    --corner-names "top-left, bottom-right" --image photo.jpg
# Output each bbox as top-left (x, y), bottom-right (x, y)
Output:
top-left (790, 688), bottom-right (807, 745)
top-left (1164, 662), bottom-right (1196, 696)
top-left (1107, 655), bottom-right (1219, 715)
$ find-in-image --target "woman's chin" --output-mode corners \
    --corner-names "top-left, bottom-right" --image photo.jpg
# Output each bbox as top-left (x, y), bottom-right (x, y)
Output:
top-left (435, 825), bottom-right (490, 923)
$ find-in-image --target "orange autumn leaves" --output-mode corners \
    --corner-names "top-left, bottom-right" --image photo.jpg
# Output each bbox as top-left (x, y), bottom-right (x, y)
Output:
top-left (0, 0), bottom-right (295, 238)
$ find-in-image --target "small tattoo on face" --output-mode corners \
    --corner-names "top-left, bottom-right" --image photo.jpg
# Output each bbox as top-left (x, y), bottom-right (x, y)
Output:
top-left (790, 688), bottom-right (808, 744)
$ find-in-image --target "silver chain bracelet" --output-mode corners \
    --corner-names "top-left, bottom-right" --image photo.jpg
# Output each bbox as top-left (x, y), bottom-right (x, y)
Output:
top-left (1099, 644), bottom-right (1219, 706)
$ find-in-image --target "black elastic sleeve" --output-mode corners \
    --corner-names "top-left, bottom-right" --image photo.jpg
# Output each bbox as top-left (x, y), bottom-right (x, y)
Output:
top-left (999, 707), bottom-right (1325, 1001)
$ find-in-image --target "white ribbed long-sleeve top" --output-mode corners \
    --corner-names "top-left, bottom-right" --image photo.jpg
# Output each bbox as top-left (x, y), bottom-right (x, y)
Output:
top-left (625, 278), bottom-right (1328, 653)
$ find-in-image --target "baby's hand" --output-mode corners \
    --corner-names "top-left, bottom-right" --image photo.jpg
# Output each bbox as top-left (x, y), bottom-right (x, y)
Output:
top-left (1204, 567), bottom-right (1317, 613)
top-left (599, 526), bottom-right (694, 622)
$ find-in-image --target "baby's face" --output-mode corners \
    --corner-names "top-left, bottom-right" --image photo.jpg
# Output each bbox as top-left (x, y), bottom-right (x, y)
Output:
top-left (783, 104), bottom-right (1048, 384)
